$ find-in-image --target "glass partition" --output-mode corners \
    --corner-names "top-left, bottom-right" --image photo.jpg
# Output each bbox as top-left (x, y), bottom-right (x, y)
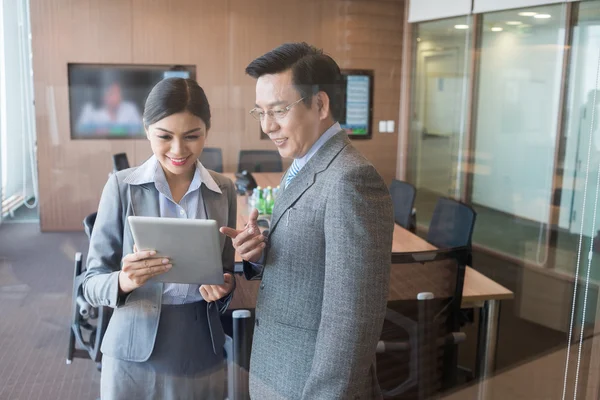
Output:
top-left (558, 2), bottom-right (600, 397)
top-left (471, 4), bottom-right (567, 264)
top-left (409, 16), bottom-right (472, 227)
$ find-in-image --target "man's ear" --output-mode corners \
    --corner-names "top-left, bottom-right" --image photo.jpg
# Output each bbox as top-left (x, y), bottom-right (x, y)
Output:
top-left (316, 92), bottom-right (330, 120)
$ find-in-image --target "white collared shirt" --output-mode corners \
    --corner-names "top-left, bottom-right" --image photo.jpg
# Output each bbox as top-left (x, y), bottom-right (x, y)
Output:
top-left (293, 122), bottom-right (342, 172)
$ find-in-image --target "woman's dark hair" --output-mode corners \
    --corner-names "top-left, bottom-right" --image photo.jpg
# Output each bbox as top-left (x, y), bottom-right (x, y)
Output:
top-left (245, 42), bottom-right (344, 121)
top-left (143, 78), bottom-right (211, 130)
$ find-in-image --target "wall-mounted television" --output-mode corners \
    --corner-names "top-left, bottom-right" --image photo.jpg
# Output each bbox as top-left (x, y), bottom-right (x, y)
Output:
top-left (68, 63), bottom-right (196, 140)
top-left (340, 69), bottom-right (374, 140)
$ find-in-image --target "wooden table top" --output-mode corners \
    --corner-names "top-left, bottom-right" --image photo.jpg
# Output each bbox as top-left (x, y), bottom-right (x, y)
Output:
top-left (223, 172), bottom-right (514, 309)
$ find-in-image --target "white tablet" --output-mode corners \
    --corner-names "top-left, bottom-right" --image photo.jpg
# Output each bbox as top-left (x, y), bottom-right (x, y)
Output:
top-left (127, 216), bottom-right (224, 285)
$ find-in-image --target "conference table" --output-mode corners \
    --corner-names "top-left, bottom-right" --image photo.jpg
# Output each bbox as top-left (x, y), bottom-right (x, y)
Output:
top-left (224, 172), bottom-right (512, 395)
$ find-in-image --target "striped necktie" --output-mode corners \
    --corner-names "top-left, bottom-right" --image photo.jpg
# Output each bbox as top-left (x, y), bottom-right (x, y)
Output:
top-left (285, 160), bottom-right (300, 189)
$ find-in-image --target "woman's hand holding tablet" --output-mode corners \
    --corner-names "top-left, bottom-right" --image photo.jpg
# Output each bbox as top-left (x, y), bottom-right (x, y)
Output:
top-left (199, 273), bottom-right (234, 302)
top-left (118, 244), bottom-right (172, 294)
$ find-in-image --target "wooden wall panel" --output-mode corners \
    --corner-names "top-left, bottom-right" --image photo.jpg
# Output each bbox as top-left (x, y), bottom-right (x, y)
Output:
top-left (226, 0), bottom-right (323, 173)
top-left (321, 1), bottom-right (404, 185)
top-left (31, 0), bottom-right (404, 231)
top-left (31, 0), bottom-right (134, 231)
top-left (129, 0), bottom-right (231, 168)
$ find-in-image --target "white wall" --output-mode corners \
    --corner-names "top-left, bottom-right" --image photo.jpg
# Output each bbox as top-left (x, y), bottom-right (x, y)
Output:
top-left (419, 49), bottom-right (466, 137)
top-left (415, 26), bottom-right (469, 133)
top-left (473, 0), bottom-right (575, 14)
top-left (472, 25), bottom-right (565, 223)
top-left (409, 0), bottom-right (471, 23)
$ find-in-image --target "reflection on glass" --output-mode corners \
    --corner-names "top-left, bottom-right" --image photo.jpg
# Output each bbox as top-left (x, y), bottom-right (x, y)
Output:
top-left (409, 16), bottom-right (471, 227)
top-left (471, 4), bottom-right (567, 264)
top-left (559, 1), bottom-right (600, 273)
top-left (558, 3), bottom-right (600, 397)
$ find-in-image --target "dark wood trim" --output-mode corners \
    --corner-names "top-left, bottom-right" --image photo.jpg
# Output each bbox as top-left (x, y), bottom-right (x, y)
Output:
top-left (463, 13), bottom-right (483, 204)
top-left (547, 2), bottom-right (577, 270)
top-left (397, 0), bottom-right (414, 181)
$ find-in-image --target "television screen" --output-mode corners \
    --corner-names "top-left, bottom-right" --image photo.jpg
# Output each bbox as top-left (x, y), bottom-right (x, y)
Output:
top-left (340, 69), bottom-right (374, 139)
top-left (68, 63), bottom-right (196, 140)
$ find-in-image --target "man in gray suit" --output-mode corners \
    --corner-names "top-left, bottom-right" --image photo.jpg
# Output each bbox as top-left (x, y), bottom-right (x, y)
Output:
top-left (221, 42), bottom-right (394, 399)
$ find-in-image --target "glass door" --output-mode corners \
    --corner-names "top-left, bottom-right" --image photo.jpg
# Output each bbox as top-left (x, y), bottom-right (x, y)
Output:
top-left (409, 16), bottom-right (472, 227)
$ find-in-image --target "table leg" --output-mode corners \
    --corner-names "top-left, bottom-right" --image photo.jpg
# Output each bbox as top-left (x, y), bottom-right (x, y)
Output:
top-left (476, 299), bottom-right (501, 399)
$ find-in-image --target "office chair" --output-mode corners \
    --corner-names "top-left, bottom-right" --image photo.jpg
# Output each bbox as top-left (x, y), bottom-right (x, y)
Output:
top-left (238, 150), bottom-right (283, 173)
top-left (376, 247), bottom-right (469, 398)
top-left (426, 197), bottom-right (476, 252)
top-left (390, 179), bottom-right (417, 233)
top-left (200, 147), bottom-right (224, 173)
top-left (67, 212), bottom-right (112, 371)
top-left (112, 153), bottom-right (130, 172)
top-left (426, 197), bottom-right (477, 382)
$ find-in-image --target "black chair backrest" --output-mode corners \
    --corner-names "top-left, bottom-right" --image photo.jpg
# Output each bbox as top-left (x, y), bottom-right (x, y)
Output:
top-left (112, 153), bottom-right (130, 172)
top-left (378, 247), bottom-right (469, 397)
top-left (83, 212), bottom-right (97, 240)
top-left (427, 197), bottom-right (477, 250)
top-left (199, 147), bottom-right (223, 173)
top-left (389, 179), bottom-right (416, 229)
top-left (238, 150), bottom-right (283, 173)
top-left (389, 247), bottom-right (468, 330)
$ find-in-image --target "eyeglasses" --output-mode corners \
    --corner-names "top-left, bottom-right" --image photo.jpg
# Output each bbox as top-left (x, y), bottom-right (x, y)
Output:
top-left (249, 97), bottom-right (305, 121)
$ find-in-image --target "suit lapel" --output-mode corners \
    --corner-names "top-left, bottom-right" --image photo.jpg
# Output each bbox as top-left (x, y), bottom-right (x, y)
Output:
top-left (269, 131), bottom-right (350, 237)
top-left (269, 168), bottom-right (316, 235)
top-left (201, 184), bottom-right (227, 251)
top-left (130, 183), bottom-right (160, 217)
top-left (127, 182), bottom-right (163, 293)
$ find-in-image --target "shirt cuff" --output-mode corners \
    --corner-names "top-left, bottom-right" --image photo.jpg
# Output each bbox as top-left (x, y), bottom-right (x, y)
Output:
top-left (251, 249), bottom-right (266, 266)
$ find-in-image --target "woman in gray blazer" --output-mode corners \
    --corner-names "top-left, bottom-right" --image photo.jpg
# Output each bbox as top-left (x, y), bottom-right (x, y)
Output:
top-left (82, 78), bottom-right (237, 399)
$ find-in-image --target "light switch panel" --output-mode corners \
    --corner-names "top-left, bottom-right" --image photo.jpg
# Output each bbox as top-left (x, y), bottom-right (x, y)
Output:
top-left (386, 120), bottom-right (395, 133)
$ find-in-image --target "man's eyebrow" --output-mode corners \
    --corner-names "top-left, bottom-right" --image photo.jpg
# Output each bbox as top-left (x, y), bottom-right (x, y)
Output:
top-left (254, 101), bottom-right (287, 108)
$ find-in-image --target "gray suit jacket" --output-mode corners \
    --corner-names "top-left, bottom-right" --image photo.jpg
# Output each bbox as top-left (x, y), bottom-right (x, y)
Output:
top-left (244, 131), bottom-right (394, 399)
top-left (82, 165), bottom-right (236, 362)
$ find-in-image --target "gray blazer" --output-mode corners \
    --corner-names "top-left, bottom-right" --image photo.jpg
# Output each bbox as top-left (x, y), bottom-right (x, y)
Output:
top-left (244, 131), bottom-right (394, 399)
top-left (82, 165), bottom-right (236, 362)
